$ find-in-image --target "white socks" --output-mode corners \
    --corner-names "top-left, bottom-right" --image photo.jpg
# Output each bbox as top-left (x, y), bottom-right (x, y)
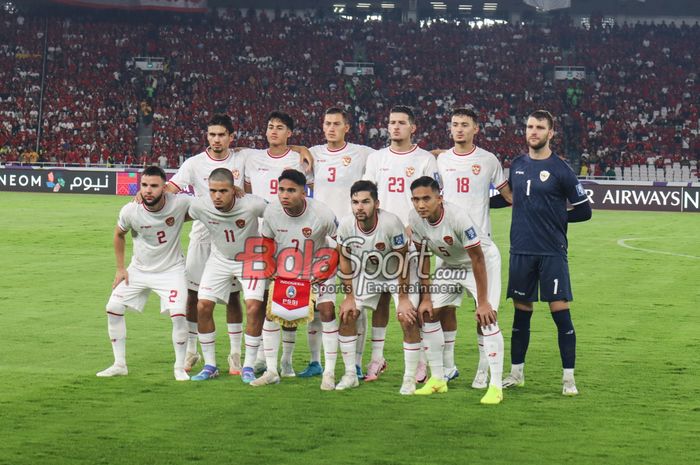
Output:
top-left (198, 331), bottom-right (216, 367)
top-left (243, 334), bottom-right (261, 368)
top-left (227, 323), bottom-right (242, 356)
top-left (370, 326), bottom-right (386, 361)
top-left (422, 321), bottom-right (445, 379)
top-left (262, 319), bottom-right (281, 373)
top-left (170, 314), bottom-right (188, 370)
top-left (307, 312), bottom-right (322, 363)
top-left (443, 330), bottom-right (457, 371)
top-left (186, 321), bottom-right (198, 354)
top-left (281, 329), bottom-right (296, 366)
top-left (321, 320), bottom-right (339, 375)
top-left (477, 334), bottom-right (489, 372)
top-left (107, 312), bottom-right (126, 366)
top-left (338, 334), bottom-right (358, 375)
top-left (355, 310), bottom-right (367, 367)
top-left (481, 323), bottom-right (504, 388)
top-left (403, 341), bottom-right (421, 380)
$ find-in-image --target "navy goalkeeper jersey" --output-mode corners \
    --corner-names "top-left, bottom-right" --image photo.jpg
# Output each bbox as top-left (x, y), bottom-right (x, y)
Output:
top-left (509, 153), bottom-right (589, 257)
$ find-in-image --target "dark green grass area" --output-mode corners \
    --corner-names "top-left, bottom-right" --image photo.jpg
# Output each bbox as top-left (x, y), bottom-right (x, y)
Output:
top-left (1, 192), bottom-right (698, 465)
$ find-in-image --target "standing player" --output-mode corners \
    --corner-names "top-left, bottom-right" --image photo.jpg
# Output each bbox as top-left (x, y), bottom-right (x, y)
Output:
top-left (437, 108), bottom-right (512, 388)
top-left (166, 114), bottom-right (247, 376)
top-left (408, 176), bottom-right (503, 404)
top-left (252, 170), bottom-right (339, 390)
top-left (504, 110), bottom-right (591, 396)
top-left (186, 168), bottom-right (268, 382)
top-left (307, 107), bottom-right (374, 378)
top-left (97, 166), bottom-right (192, 381)
top-left (336, 180), bottom-right (421, 394)
top-left (362, 105), bottom-right (439, 382)
top-left (243, 111), bottom-right (315, 377)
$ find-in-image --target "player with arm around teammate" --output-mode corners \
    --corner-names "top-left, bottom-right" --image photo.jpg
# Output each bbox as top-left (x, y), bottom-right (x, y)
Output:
top-left (408, 176), bottom-right (504, 404)
top-left (186, 168), bottom-right (268, 382)
top-left (503, 110), bottom-right (591, 396)
top-left (97, 166), bottom-right (192, 381)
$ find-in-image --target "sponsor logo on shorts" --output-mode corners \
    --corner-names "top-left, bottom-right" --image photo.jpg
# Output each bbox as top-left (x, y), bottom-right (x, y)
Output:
top-left (236, 219), bottom-right (246, 228)
top-left (165, 216), bottom-right (175, 226)
top-left (302, 227), bottom-right (312, 238)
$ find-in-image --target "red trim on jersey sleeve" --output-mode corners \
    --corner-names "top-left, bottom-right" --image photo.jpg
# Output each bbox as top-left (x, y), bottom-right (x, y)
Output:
top-left (464, 241), bottom-right (481, 250)
top-left (167, 180), bottom-right (182, 192)
top-left (495, 179), bottom-right (509, 190)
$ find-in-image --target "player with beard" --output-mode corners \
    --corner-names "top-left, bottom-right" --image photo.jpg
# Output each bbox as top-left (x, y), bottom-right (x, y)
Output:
top-left (186, 169), bottom-right (268, 382)
top-left (98, 166), bottom-right (192, 381)
top-left (504, 110), bottom-right (591, 396)
top-left (166, 114), bottom-right (247, 377)
top-left (362, 105), bottom-right (439, 383)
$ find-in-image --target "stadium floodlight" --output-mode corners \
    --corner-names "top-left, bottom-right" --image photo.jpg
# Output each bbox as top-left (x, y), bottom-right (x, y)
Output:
top-left (483, 2), bottom-right (498, 11)
top-left (333, 4), bottom-right (346, 13)
top-left (380, 3), bottom-right (395, 9)
top-left (356, 2), bottom-right (371, 8)
top-left (3, 1), bottom-right (17, 13)
top-left (459, 4), bottom-right (473, 11)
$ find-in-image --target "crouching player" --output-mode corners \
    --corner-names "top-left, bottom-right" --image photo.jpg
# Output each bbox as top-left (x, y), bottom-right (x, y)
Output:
top-left (408, 176), bottom-right (504, 404)
top-left (97, 166), bottom-right (192, 381)
top-left (336, 180), bottom-right (421, 394)
top-left (187, 168), bottom-right (268, 382)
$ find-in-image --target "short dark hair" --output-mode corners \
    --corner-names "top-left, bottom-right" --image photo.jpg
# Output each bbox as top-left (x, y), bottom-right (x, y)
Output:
top-left (325, 107), bottom-right (349, 123)
top-left (410, 176), bottom-right (440, 193)
top-left (278, 169), bottom-right (306, 187)
top-left (268, 110), bottom-right (294, 131)
top-left (207, 114), bottom-right (234, 134)
top-left (209, 167), bottom-right (234, 186)
top-left (528, 110), bottom-right (555, 130)
top-left (451, 108), bottom-right (479, 125)
top-left (390, 105), bottom-right (415, 124)
top-left (350, 180), bottom-right (378, 201)
top-left (142, 165), bottom-right (166, 181)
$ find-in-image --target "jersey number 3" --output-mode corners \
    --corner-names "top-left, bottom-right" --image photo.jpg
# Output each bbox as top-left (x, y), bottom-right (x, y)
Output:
top-left (388, 177), bottom-right (405, 192)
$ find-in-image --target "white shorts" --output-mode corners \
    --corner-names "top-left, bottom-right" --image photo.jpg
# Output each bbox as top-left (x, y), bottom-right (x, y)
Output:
top-left (107, 266), bottom-right (188, 313)
top-left (313, 275), bottom-right (337, 305)
top-left (351, 259), bottom-right (420, 312)
top-left (198, 253), bottom-right (266, 304)
top-left (186, 239), bottom-right (242, 293)
top-left (431, 243), bottom-right (502, 310)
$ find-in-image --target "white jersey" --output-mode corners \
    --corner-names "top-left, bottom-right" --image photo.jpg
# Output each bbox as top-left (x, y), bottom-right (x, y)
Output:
top-left (188, 195), bottom-right (267, 261)
top-left (261, 198), bottom-right (337, 280)
top-left (244, 148), bottom-right (314, 203)
top-left (310, 142), bottom-right (373, 219)
top-left (409, 202), bottom-right (482, 268)
top-left (363, 144), bottom-right (439, 226)
top-left (117, 193), bottom-right (191, 273)
top-left (167, 148), bottom-right (247, 243)
top-left (438, 146), bottom-right (507, 241)
top-left (337, 209), bottom-right (407, 278)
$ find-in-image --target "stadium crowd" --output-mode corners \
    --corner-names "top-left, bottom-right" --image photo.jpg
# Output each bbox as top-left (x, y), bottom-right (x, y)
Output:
top-left (1, 8), bottom-right (698, 171)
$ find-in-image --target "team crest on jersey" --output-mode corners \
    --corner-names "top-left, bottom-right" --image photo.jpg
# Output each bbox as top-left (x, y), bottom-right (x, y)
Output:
top-left (405, 167), bottom-right (415, 177)
top-left (471, 164), bottom-right (481, 175)
top-left (286, 285), bottom-right (297, 299)
top-left (443, 236), bottom-right (454, 245)
top-left (342, 156), bottom-right (352, 167)
top-left (165, 216), bottom-right (175, 226)
top-left (375, 242), bottom-right (386, 251)
top-left (232, 169), bottom-right (240, 180)
top-left (302, 227), bottom-right (312, 238)
top-left (540, 170), bottom-right (550, 182)
top-left (236, 219), bottom-right (246, 228)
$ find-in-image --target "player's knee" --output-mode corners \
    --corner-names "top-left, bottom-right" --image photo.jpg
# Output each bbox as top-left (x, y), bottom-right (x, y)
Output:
top-left (106, 302), bottom-right (126, 316)
top-left (197, 299), bottom-right (215, 316)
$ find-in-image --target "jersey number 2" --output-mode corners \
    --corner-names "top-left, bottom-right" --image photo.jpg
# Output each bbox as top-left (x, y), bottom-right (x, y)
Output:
top-left (388, 177), bottom-right (405, 192)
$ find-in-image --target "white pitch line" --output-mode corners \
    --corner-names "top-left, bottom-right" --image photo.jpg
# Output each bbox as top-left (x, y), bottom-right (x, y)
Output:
top-left (617, 238), bottom-right (700, 260)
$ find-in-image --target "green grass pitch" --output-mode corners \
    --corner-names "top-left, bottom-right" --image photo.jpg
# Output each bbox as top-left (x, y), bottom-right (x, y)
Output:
top-left (0, 192), bottom-right (698, 465)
